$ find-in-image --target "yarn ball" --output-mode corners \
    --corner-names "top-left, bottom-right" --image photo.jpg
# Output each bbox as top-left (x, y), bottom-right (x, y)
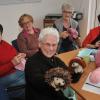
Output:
top-left (89, 67), bottom-right (100, 84)
top-left (15, 58), bottom-right (26, 71)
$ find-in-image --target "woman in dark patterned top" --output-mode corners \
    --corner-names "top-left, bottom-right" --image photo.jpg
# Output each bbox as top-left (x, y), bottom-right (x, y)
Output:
top-left (53, 3), bottom-right (81, 53)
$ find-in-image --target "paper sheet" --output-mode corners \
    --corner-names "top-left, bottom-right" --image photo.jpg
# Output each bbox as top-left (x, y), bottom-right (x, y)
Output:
top-left (82, 73), bottom-right (100, 95)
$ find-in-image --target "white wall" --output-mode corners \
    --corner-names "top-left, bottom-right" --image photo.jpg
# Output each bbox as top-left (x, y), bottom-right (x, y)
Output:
top-left (0, 0), bottom-right (90, 43)
top-left (71, 0), bottom-right (90, 41)
top-left (94, 0), bottom-right (100, 27)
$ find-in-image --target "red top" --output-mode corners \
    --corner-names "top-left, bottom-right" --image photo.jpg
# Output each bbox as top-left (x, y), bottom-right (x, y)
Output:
top-left (82, 26), bottom-right (100, 47)
top-left (0, 40), bottom-right (17, 77)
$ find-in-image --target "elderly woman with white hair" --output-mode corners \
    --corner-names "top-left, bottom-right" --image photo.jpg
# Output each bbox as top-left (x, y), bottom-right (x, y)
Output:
top-left (25, 27), bottom-right (71, 100)
top-left (53, 3), bottom-right (81, 53)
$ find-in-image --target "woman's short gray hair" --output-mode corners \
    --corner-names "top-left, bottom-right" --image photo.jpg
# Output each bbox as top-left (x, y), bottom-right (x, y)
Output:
top-left (39, 27), bottom-right (59, 43)
top-left (62, 3), bottom-right (74, 12)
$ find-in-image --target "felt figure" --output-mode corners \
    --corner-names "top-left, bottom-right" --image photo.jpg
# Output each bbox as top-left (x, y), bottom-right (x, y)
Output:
top-left (69, 57), bottom-right (86, 74)
top-left (68, 57), bottom-right (86, 83)
top-left (44, 67), bottom-right (71, 91)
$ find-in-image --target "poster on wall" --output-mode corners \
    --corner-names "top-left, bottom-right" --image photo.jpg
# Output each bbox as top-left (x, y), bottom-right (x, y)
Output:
top-left (0, 0), bottom-right (41, 5)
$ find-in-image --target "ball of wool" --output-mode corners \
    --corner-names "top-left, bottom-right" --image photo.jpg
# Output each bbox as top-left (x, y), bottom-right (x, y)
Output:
top-left (89, 67), bottom-right (100, 84)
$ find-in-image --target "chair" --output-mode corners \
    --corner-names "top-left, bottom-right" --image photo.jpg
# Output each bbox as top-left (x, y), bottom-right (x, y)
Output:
top-left (12, 39), bottom-right (19, 51)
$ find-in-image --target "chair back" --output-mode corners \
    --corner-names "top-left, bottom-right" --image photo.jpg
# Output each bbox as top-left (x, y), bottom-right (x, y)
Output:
top-left (12, 39), bottom-right (19, 51)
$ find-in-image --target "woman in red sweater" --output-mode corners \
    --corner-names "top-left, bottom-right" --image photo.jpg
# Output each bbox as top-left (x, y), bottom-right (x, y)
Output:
top-left (0, 24), bottom-right (26, 98)
top-left (82, 26), bottom-right (100, 49)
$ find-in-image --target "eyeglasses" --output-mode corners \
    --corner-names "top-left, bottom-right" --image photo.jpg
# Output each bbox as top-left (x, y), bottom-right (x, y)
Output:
top-left (62, 11), bottom-right (73, 14)
top-left (22, 20), bottom-right (32, 26)
top-left (42, 42), bottom-right (57, 48)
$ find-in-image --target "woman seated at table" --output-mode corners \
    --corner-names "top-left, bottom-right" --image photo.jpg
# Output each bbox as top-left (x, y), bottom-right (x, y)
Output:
top-left (0, 24), bottom-right (26, 98)
top-left (17, 14), bottom-right (40, 58)
top-left (53, 3), bottom-right (81, 53)
top-left (25, 27), bottom-right (71, 100)
top-left (82, 15), bottom-right (100, 49)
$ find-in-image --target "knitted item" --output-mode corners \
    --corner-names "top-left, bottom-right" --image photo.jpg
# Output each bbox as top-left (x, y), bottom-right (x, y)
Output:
top-left (15, 58), bottom-right (26, 71)
top-left (69, 57), bottom-right (86, 73)
top-left (68, 28), bottom-right (78, 39)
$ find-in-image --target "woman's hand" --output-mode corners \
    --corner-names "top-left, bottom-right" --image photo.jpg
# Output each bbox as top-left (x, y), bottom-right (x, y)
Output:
top-left (11, 53), bottom-right (26, 66)
top-left (95, 41), bottom-right (100, 48)
top-left (86, 41), bottom-right (100, 49)
top-left (60, 31), bottom-right (69, 39)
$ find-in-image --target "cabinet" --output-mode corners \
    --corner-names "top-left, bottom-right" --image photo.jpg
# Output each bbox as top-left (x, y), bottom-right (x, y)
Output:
top-left (43, 14), bottom-right (62, 27)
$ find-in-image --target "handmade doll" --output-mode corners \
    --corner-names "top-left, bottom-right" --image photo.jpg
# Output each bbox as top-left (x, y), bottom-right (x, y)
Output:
top-left (44, 67), bottom-right (71, 91)
top-left (69, 57), bottom-right (86, 83)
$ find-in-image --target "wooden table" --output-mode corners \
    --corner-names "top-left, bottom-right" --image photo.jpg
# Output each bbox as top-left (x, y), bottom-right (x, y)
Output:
top-left (58, 49), bottom-right (100, 100)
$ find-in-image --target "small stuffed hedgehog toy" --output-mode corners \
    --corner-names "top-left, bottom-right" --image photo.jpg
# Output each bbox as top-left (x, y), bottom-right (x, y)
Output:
top-left (44, 67), bottom-right (71, 91)
top-left (69, 57), bottom-right (86, 83)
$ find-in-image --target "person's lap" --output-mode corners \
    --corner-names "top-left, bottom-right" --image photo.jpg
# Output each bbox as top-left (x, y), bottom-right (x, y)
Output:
top-left (0, 70), bottom-right (25, 98)
top-left (0, 84), bottom-right (9, 100)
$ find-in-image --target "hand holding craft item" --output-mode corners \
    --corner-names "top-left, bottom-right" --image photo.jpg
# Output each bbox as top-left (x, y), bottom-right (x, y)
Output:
top-left (15, 58), bottom-right (26, 71)
top-left (68, 28), bottom-right (78, 39)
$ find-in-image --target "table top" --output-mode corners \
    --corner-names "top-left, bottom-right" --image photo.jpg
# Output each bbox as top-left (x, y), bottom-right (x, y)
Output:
top-left (58, 49), bottom-right (100, 100)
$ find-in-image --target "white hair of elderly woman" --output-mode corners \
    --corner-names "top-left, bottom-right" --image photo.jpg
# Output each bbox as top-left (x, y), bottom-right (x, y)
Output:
top-left (38, 27), bottom-right (60, 43)
top-left (62, 3), bottom-right (74, 12)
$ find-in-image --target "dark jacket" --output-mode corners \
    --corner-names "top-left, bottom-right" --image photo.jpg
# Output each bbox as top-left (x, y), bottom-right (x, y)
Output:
top-left (25, 50), bottom-right (69, 100)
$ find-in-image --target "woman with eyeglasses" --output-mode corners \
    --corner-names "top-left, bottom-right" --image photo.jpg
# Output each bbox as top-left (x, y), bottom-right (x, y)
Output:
top-left (25, 27), bottom-right (71, 100)
top-left (17, 14), bottom-right (40, 58)
top-left (53, 3), bottom-right (81, 53)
